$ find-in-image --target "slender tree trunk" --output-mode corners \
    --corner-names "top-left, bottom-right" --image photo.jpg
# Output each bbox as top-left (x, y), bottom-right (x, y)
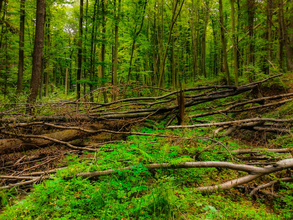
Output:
top-left (211, 17), bottom-right (218, 76)
top-left (112, 0), bottom-right (120, 101)
top-left (65, 68), bottom-right (68, 96)
top-left (45, 9), bottom-right (50, 97)
top-left (127, 0), bottom-right (147, 82)
top-left (247, 0), bottom-right (254, 67)
top-left (278, 4), bottom-right (283, 69)
top-left (83, 0), bottom-right (89, 97)
top-left (230, 0), bottom-right (238, 85)
top-left (17, 0), bottom-right (25, 94)
top-left (152, 11), bottom-right (158, 86)
top-left (219, 0), bottom-right (231, 84)
top-left (76, 0), bottom-right (83, 99)
top-left (279, 0), bottom-right (293, 71)
top-left (158, 0), bottom-right (185, 88)
top-left (101, 0), bottom-right (108, 103)
top-left (39, 58), bottom-right (43, 99)
top-left (190, 0), bottom-right (198, 81)
top-left (0, 0), bottom-right (3, 14)
top-left (267, 0), bottom-right (273, 74)
top-left (201, 7), bottom-right (208, 78)
top-left (89, 0), bottom-right (98, 102)
top-left (27, 0), bottom-right (45, 110)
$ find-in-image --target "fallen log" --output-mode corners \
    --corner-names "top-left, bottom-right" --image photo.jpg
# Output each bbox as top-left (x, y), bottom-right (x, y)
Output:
top-left (232, 148), bottom-right (293, 154)
top-left (249, 177), bottom-right (293, 196)
top-left (190, 94), bottom-right (293, 118)
top-left (2, 159), bottom-right (293, 192)
top-left (0, 129), bottom-right (86, 154)
top-left (168, 118), bottom-right (293, 129)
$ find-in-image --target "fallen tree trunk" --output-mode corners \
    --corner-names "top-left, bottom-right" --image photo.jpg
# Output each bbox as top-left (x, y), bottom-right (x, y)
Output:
top-left (0, 129), bottom-right (86, 154)
top-left (2, 159), bottom-right (293, 192)
top-left (168, 118), bottom-right (293, 129)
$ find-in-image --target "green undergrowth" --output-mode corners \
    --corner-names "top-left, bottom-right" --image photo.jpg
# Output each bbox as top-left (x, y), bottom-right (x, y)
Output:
top-left (2, 77), bottom-right (293, 219)
top-left (1, 124), bottom-right (292, 219)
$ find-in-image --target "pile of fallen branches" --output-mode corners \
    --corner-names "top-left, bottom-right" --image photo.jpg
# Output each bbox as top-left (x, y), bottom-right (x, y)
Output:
top-left (1, 73), bottom-right (290, 153)
top-left (1, 157), bottom-right (293, 194)
top-left (1, 73), bottom-right (293, 194)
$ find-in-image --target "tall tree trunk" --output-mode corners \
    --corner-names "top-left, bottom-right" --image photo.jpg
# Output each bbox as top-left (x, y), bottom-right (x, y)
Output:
top-left (279, 0), bottom-right (293, 71)
top-left (45, 8), bottom-right (50, 97)
top-left (171, 35), bottom-right (177, 88)
top-left (77, 0), bottom-right (83, 99)
top-left (16, 0), bottom-right (25, 94)
top-left (89, 0), bottom-right (98, 102)
top-left (267, 0), bottom-right (273, 74)
top-left (152, 11), bottom-right (158, 86)
top-left (112, 0), bottom-right (120, 101)
top-left (83, 0), bottom-right (89, 97)
top-left (100, 0), bottom-right (108, 103)
top-left (190, 0), bottom-right (198, 81)
top-left (219, 0), bottom-right (231, 84)
top-left (211, 17), bottom-right (218, 76)
top-left (65, 68), bottom-right (68, 96)
top-left (158, 0), bottom-right (185, 88)
top-left (278, 3), bottom-right (283, 69)
top-left (201, 7), bottom-right (208, 78)
top-left (230, 0), bottom-right (238, 86)
top-left (27, 0), bottom-right (45, 110)
top-left (127, 0), bottom-right (147, 82)
top-left (247, 0), bottom-right (254, 68)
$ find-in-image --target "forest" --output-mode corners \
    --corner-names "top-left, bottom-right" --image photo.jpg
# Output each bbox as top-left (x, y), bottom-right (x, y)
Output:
top-left (0, 0), bottom-right (293, 219)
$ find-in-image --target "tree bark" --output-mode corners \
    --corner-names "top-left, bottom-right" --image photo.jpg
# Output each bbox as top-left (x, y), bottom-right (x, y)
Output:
top-left (0, 130), bottom-right (85, 155)
top-left (127, 0), bottom-right (147, 83)
top-left (27, 0), bottom-right (45, 109)
top-left (158, 0), bottom-right (185, 88)
top-left (190, 0), bottom-right (198, 81)
top-left (76, 0), bottom-right (83, 99)
top-left (219, 0), bottom-right (231, 84)
top-left (16, 0), bottom-right (25, 94)
top-left (279, 0), bottom-right (293, 71)
top-left (267, 0), bottom-right (273, 74)
top-left (112, 0), bottom-right (120, 101)
top-left (201, 7), bottom-right (208, 78)
top-left (230, 0), bottom-right (238, 85)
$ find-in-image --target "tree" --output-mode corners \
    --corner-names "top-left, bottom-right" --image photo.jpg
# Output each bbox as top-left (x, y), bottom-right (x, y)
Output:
top-left (279, 0), bottom-right (293, 71)
top-left (230, 0), bottom-right (238, 85)
top-left (16, 0), bottom-right (25, 94)
top-left (219, 0), bottom-right (230, 84)
top-left (112, 0), bottom-right (121, 101)
top-left (158, 0), bottom-right (185, 88)
top-left (76, 0), bottom-right (83, 99)
top-left (27, 0), bottom-right (45, 108)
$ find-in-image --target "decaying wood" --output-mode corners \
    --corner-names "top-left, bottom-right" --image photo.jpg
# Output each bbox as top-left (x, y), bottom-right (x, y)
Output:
top-left (2, 159), bottom-right (293, 192)
top-left (168, 118), bottom-right (293, 129)
top-left (190, 93), bottom-right (293, 118)
top-left (0, 130), bottom-right (85, 154)
top-left (249, 177), bottom-right (293, 196)
top-left (1, 73), bottom-right (293, 194)
top-left (232, 148), bottom-right (293, 154)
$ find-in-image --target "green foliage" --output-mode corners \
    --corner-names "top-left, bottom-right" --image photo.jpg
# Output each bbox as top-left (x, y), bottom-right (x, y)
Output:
top-left (273, 181), bottom-right (293, 219)
top-left (1, 122), bottom-right (288, 219)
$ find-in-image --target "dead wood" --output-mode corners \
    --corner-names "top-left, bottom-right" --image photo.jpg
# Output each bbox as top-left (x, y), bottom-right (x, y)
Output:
top-left (2, 159), bottom-right (293, 191)
top-left (249, 177), bottom-right (293, 196)
top-left (190, 94), bottom-right (293, 118)
top-left (168, 118), bottom-right (293, 129)
top-left (232, 148), bottom-right (293, 154)
top-left (0, 129), bottom-right (86, 154)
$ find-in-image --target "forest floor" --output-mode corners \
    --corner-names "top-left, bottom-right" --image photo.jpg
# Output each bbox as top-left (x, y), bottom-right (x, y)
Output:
top-left (1, 74), bottom-right (293, 219)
